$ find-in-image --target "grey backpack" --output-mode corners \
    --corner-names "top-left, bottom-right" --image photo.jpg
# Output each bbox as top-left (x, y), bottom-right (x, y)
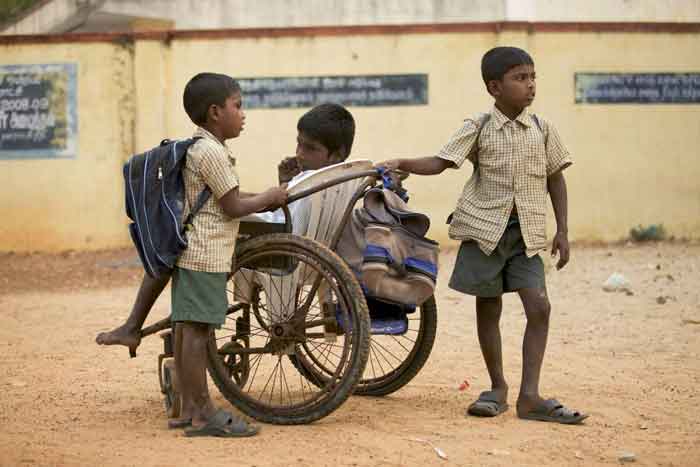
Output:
top-left (337, 187), bottom-right (439, 308)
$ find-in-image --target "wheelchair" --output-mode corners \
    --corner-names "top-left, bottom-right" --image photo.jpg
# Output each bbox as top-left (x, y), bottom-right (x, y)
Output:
top-left (144, 160), bottom-right (438, 424)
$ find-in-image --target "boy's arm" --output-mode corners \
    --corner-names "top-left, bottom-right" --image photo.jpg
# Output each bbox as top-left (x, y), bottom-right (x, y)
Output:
top-left (547, 170), bottom-right (569, 270)
top-left (195, 142), bottom-right (288, 219)
top-left (378, 156), bottom-right (455, 175)
top-left (219, 185), bottom-right (288, 219)
top-left (378, 119), bottom-right (477, 175)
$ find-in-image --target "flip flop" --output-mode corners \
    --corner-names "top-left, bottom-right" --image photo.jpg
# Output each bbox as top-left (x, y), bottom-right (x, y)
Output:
top-left (167, 418), bottom-right (192, 429)
top-left (467, 390), bottom-right (509, 417)
top-left (518, 399), bottom-right (588, 425)
top-left (184, 410), bottom-right (259, 438)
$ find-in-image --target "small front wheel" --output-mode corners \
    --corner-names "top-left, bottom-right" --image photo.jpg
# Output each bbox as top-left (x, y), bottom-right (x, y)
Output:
top-left (161, 359), bottom-right (181, 418)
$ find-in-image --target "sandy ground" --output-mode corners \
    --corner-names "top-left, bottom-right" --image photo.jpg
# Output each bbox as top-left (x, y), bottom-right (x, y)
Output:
top-left (1, 242), bottom-right (699, 467)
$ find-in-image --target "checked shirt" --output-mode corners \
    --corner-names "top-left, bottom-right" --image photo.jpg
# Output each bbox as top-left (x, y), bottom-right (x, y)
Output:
top-left (177, 127), bottom-right (240, 272)
top-left (437, 106), bottom-right (572, 257)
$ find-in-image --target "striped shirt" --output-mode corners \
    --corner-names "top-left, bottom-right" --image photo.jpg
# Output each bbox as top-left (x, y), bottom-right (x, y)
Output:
top-left (176, 127), bottom-right (240, 272)
top-left (437, 106), bottom-right (572, 257)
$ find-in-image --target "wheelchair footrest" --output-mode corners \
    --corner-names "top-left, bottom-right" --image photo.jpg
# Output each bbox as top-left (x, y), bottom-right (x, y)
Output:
top-left (370, 317), bottom-right (408, 335)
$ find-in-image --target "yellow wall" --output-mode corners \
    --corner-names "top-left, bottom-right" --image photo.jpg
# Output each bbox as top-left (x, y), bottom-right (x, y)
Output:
top-left (0, 41), bottom-right (135, 251)
top-left (1, 27), bottom-right (699, 251)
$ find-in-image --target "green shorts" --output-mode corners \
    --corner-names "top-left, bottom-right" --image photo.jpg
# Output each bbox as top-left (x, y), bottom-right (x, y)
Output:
top-left (171, 266), bottom-right (228, 326)
top-left (448, 219), bottom-right (545, 298)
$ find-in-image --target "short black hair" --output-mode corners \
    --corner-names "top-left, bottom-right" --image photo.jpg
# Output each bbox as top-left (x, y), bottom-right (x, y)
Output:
top-left (297, 103), bottom-right (355, 160)
top-left (481, 47), bottom-right (534, 86)
top-left (183, 73), bottom-right (241, 125)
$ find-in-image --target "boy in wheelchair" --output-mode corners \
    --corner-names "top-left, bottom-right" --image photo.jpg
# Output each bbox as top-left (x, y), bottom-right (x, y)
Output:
top-left (243, 103), bottom-right (356, 235)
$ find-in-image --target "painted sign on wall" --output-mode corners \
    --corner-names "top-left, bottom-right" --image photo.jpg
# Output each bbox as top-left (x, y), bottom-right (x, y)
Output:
top-left (575, 73), bottom-right (700, 104)
top-left (0, 63), bottom-right (78, 159)
top-left (239, 74), bottom-right (428, 109)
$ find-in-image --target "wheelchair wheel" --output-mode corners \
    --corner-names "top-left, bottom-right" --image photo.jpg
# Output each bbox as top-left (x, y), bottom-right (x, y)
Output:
top-left (354, 295), bottom-right (437, 396)
top-left (207, 234), bottom-right (370, 425)
top-left (290, 296), bottom-right (437, 396)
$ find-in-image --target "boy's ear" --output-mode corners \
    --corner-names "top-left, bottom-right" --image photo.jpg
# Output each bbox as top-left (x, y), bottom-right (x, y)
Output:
top-left (486, 79), bottom-right (501, 97)
top-left (206, 104), bottom-right (219, 123)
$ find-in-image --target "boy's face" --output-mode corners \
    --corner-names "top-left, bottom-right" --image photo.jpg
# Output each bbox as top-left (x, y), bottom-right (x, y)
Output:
top-left (489, 64), bottom-right (536, 113)
top-left (295, 131), bottom-right (342, 170)
top-left (210, 91), bottom-right (245, 139)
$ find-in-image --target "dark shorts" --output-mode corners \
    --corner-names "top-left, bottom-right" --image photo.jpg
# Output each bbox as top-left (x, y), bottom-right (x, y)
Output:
top-left (171, 266), bottom-right (228, 326)
top-left (448, 219), bottom-right (545, 298)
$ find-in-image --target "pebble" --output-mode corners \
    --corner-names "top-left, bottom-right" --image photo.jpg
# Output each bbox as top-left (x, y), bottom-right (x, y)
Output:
top-left (602, 272), bottom-right (631, 293)
top-left (488, 449), bottom-right (510, 456)
top-left (619, 452), bottom-right (636, 463)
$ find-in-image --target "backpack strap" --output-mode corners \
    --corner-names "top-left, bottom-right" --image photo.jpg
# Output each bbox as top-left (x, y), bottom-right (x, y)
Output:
top-left (183, 188), bottom-right (212, 230)
top-left (472, 112), bottom-right (491, 173)
top-left (181, 136), bottom-right (211, 230)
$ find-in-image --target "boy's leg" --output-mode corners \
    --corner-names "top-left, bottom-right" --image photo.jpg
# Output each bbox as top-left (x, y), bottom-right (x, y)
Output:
top-left (515, 287), bottom-right (587, 423)
top-left (95, 272), bottom-right (171, 354)
top-left (171, 267), bottom-right (258, 436)
top-left (473, 296), bottom-right (509, 408)
top-left (179, 322), bottom-right (216, 426)
top-left (515, 287), bottom-right (550, 412)
top-left (179, 321), bottom-right (259, 437)
top-left (169, 322), bottom-right (194, 427)
top-left (449, 240), bottom-right (510, 417)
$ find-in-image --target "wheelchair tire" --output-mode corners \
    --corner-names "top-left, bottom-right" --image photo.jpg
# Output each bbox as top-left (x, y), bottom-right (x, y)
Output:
top-left (207, 234), bottom-right (370, 425)
top-left (354, 295), bottom-right (437, 396)
top-left (290, 295), bottom-right (438, 397)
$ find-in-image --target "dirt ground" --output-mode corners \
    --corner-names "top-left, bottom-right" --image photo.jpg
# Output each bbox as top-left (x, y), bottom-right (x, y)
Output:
top-left (1, 242), bottom-right (699, 467)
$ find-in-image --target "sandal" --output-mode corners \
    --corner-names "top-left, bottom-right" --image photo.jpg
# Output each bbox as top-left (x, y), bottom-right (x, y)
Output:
top-left (184, 410), bottom-right (259, 438)
top-left (518, 399), bottom-right (588, 425)
top-left (466, 390), bottom-right (509, 417)
top-left (167, 418), bottom-right (192, 429)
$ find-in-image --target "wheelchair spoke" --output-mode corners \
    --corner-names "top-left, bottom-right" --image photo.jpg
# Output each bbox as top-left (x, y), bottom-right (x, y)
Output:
top-left (369, 344), bottom-right (387, 375)
top-left (371, 338), bottom-right (407, 363)
top-left (244, 353), bottom-right (265, 393)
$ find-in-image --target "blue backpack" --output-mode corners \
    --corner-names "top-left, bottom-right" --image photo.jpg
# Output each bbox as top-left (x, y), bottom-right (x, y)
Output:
top-left (124, 138), bottom-right (211, 278)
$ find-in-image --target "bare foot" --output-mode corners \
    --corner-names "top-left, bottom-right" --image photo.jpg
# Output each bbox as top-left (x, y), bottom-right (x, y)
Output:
top-left (95, 325), bottom-right (141, 356)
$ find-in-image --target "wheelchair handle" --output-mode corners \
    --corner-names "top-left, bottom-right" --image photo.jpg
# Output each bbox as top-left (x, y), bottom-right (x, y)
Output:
top-left (285, 169), bottom-right (379, 205)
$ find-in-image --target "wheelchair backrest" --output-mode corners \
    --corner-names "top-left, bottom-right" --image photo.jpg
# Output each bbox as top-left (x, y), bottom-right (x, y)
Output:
top-left (287, 159), bottom-right (374, 246)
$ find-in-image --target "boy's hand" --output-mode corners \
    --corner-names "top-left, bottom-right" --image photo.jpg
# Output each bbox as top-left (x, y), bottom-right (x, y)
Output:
top-left (264, 184), bottom-right (288, 210)
top-left (375, 159), bottom-right (402, 171)
top-left (278, 156), bottom-right (301, 184)
top-left (551, 231), bottom-right (570, 270)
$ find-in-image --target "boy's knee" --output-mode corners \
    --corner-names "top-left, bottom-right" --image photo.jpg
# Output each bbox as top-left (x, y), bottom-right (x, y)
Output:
top-left (526, 295), bottom-right (551, 324)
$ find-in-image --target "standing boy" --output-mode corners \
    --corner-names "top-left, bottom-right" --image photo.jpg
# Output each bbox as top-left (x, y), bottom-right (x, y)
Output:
top-left (174, 73), bottom-right (289, 436)
top-left (139, 72), bottom-right (288, 437)
top-left (379, 47), bottom-right (587, 424)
